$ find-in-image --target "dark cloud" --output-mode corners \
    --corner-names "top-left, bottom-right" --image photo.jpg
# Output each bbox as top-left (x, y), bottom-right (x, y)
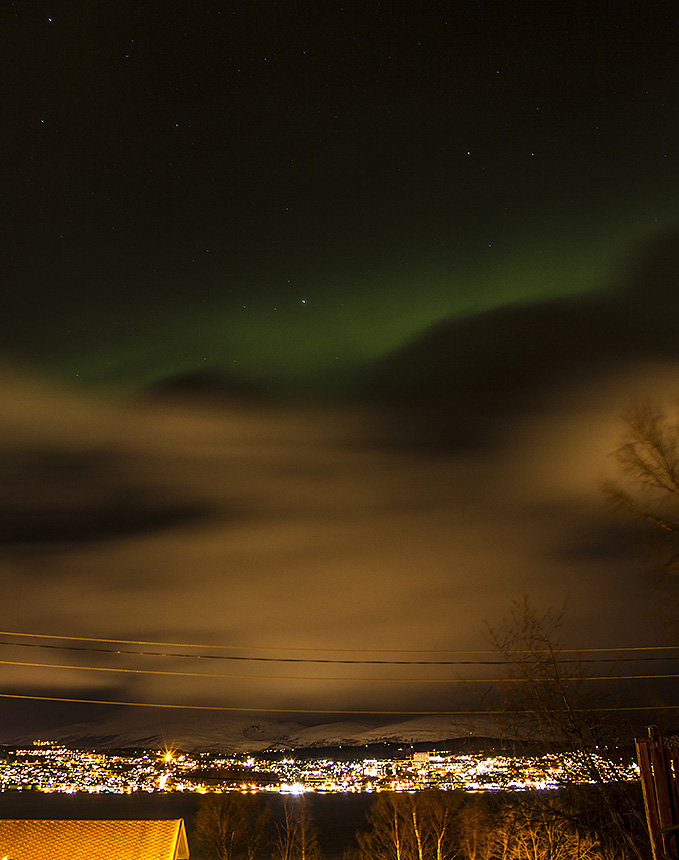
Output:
top-left (363, 226), bottom-right (679, 449)
top-left (549, 516), bottom-right (641, 563)
top-left (0, 440), bottom-right (214, 551)
top-left (619, 226), bottom-right (679, 313)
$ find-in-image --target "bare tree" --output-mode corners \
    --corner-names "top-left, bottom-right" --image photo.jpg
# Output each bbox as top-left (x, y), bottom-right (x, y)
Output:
top-left (501, 796), bottom-right (602, 860)
top-left (486, 600), bottom-right (605, 755)
top-left (604, 398), bottom-right (679, 627)
top-left (272, 796), bottom-right (322, 860)
top-left (355, 791), bottom-right (460, 860)
top-left (193, 793), bottom-right (270, 860)
top-left (356, 792), bottom-right (410, 860)
top-left (604, 399), bottom-right (679, 571)
top-left (421, 790), bottom-right (459, 860)
top-left (272, 800), bottom-right (297, 860)
top-left (456, 796), bottom-right (496, 860)
top-left (485, 599), bottom-right (647, 860)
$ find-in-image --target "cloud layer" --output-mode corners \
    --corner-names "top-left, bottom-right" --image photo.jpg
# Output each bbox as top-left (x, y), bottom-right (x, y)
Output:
top-left (0, 351), bottom-right (675, 740)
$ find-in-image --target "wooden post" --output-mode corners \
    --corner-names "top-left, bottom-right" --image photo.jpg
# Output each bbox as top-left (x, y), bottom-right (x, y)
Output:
top-left (636, 727), bottom-right (679, 860)
top-left (637, 733), bottom-right (662, 860)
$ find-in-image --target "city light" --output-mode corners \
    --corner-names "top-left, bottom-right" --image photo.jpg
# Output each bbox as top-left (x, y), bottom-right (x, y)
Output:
top-left (0, 740), bottom-right (640, 795)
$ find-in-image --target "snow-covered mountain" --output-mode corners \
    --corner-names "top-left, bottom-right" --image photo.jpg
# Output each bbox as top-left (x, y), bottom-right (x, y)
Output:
top-left (3, 713), bottom-right (499, 753)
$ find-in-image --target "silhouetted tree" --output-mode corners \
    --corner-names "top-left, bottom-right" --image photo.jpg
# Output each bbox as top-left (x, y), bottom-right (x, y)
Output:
top-left (272, 796), bottom-right (322, 860)
top-left (485, 599), bottom-right (647, 860)
top-left (456, 796), bottom-right (496, 860)
top-left (193, 793), bottom-right (270, 860)
top-left (487, 600), bottom-right (604, 754)
top-left (356, 791), bottom-right (460, 860)
top-left (605, 399), bottom-right (679, 553)
top-left (604, 398), bottom-right (679, 624)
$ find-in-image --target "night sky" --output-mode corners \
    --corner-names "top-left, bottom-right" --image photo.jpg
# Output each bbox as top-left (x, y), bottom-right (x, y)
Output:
top-left (2, 1), bottom-right (679, 745)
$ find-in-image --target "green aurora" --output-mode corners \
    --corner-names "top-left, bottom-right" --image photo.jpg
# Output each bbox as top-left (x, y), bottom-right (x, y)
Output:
top-left (25, 202), bottom-right (679, 395)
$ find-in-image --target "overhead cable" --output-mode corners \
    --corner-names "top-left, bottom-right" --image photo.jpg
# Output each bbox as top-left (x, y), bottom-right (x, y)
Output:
top-left (0, 637), bottom-right (678, 666)
top-left (0, 691), bottom-right (677, 715)
top-left (2, 657), bottom-right (679, 684)
top-left (0, 629), bottom-right (677, 656)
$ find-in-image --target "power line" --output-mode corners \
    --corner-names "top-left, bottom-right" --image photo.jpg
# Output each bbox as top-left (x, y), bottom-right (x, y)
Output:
top-left (0, 639), bottom-right (516, 665)
top-left (0, 630), bottom-right (502, 654)
top-left (3, 658), bottom-right (679, 684)
top-left (0, 635), bottom-right (678, 666)
top-left (0, 629), bottom-right (677, 657)
top-left (0, 691), bottom-right (677, 715)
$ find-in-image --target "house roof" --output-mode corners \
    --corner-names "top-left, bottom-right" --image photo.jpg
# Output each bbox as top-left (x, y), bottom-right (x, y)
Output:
top-left (0, 818), bottom-right (189, 860)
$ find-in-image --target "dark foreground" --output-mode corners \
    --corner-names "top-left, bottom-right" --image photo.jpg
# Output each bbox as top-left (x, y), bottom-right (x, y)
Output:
top-left (0, 790), bottom-right (374, 859)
